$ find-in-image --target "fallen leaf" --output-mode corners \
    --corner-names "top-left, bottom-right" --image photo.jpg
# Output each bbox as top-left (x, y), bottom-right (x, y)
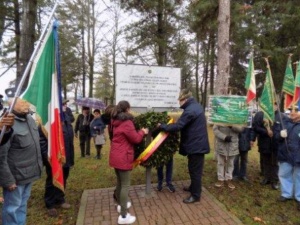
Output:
top-left (54, 219), bottom-right (63, 225)
top-left (253, 217), bottom-right (266, 224)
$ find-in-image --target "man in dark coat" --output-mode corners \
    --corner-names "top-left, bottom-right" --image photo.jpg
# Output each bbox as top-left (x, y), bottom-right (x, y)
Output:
top-left (253, 103), bottom-right (281, 189)
top-left (41, 100), bottom-right (75, 217)
top-left (74, 106), bottom-right (94, 157)
top-left (158, 89), bottom-right (210, 204)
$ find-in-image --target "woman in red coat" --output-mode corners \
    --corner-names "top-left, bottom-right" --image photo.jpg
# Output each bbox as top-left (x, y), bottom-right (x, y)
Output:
top-left (109, 100), bottom-right (148, 225)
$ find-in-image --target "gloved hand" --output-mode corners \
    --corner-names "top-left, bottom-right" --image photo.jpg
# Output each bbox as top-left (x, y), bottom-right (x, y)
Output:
top-left (224, 136), bottom-right (232, 142)
top-left (280, 129), bottom-right (287, 138)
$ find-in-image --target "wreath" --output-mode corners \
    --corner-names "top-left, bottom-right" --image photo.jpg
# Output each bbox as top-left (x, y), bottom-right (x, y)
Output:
top-left (134, 111), bottom-right (179, 168)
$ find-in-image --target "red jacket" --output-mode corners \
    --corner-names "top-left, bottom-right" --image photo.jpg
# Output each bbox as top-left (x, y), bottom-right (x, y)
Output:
top-left (109, 113), bottom-right (145, 170)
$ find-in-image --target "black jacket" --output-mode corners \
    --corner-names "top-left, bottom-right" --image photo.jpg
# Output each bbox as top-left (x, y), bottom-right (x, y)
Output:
top-left (253, 110), bottom-right (285, 154)
top-left (160, 97), bottom-right (210, 156)
top-left (74, 113), bottom-right (94, 134)
top-left (238, 128), bottom-right (254, 152)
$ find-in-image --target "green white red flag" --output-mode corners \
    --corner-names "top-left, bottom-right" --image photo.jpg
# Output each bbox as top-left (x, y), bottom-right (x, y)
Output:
top-left (21, 23), bottom-right (65, 191)
top-left (282, 56), bottom-right (294, 109)
top-left (244, 56), bottom-right (256, 104)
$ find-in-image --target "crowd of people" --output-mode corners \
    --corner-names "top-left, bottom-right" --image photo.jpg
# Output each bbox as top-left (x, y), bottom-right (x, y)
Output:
top-left (212, 101), bottom-right (300, 214)
top-left (0, 90), bottom-right (300, 224)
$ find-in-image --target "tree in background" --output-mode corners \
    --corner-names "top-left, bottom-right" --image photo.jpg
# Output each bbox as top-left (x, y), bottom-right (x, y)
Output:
top-left (119, 0), bottom-right (181, 66)
top-left (17, 0), bottom-right (37, 87)
top-left (215, 0), bottom-right (230, 95)
top-left (187, 0), bottom-right (218, 106)
top-left (94, 52), bottom-right (113, 104)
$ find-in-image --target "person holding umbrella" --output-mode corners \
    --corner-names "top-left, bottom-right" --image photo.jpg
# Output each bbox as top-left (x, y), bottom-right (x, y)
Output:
top-left (74, 106), bottom-right (94, 158)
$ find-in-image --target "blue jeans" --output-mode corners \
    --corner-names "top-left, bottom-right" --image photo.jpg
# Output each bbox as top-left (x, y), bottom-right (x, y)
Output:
top-left (2, 183), bottom-right (33, 225)
top-left (278, 162), bottom-right (300, 201)
top-left (233, 151), bottom-right (248, 178)
top-left (157, 157), bottom-right (173, 186)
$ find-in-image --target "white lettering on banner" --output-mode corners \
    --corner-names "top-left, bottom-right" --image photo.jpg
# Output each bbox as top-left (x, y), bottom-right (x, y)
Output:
top-left (116, 64), bottom-right (181, 108)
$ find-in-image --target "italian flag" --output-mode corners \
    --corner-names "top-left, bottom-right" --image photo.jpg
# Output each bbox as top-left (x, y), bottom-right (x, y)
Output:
top-left (21, 22), bottom-right (65, 191)
top-left (244, 56), bottom-right (256, 104)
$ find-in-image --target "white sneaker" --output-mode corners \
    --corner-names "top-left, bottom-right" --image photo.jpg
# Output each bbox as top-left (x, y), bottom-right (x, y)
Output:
top-left (117, 201), bottom-right (132, 213)
top-left (118, 213), bottom-right (136, 224)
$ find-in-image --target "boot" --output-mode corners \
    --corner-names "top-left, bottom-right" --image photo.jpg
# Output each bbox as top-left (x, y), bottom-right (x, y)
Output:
top-left (96, 147), bottom-right (101, 159)
top-left (80, 147), bottom-right (85, 158)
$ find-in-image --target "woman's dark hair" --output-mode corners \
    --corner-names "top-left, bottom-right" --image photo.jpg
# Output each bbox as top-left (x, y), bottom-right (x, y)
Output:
top-left (111, 101), bottom-right (130, 119)
top-left (104, 104), bottom-right (115, 117)
top-left (93, 109), bottom-right (100, 114)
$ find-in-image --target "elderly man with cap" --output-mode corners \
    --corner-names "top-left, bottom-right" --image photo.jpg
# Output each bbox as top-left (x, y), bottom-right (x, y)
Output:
top-left (158, 89), bottom-right (210, 203)
top-left (0, 98), bottom-right (43, 225)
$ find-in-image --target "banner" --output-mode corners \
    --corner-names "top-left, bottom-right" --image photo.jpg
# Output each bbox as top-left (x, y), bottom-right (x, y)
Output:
top-left (208, 95), bottom-right (251, 126)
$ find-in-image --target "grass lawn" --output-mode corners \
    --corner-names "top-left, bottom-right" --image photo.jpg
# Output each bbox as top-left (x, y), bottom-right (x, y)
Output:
top-left (16, 123), bottom-right (300, 224)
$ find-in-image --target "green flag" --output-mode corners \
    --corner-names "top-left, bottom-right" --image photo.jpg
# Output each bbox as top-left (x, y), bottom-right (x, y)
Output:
top-left (259, 65), bottom-right (275, 123)
top-left (293, 61), bottom-right (300, 105)
top-left (282, 56), bottom-right (294, 109)
top-left (282, 57), bottom-right (294, 95)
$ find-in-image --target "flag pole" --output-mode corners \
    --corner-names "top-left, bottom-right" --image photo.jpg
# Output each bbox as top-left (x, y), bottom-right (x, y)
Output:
top-left (0, 1), bottom-right (59, 143)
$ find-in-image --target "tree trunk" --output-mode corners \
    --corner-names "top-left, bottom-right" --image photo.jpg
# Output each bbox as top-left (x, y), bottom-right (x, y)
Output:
top-left (209, 31), bottom-right (216, 95)
top-left (195, 37), bottom-right (200, 102)
top-left (203, 37), bottom-right (210, 109)
top-left (17, 0), bottom-right (37, 87)
top-left (81, 23), bottom-right (86, 98)
top-left (87, 0), bottom-right (95, 98)
top-left (0, 0), bottom-right (7, 44)
top-left (157, 0), bottom-right (166, 66)
top-left (215, 0), bottom-right (230, 95)
top-left (14, 0), bottom-right (20, 73)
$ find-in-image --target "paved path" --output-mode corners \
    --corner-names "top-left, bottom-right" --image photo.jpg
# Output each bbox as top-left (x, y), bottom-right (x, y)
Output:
top-left (76, 180), bottom-right (243, 225)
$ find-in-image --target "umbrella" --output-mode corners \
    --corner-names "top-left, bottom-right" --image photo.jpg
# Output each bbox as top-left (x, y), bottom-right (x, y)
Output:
top-left (75, 97), bottom-right (106, 109)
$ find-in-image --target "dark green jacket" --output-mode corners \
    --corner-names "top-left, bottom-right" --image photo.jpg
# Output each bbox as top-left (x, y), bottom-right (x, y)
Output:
top-left (0, 114), bottom-right (42, 188)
